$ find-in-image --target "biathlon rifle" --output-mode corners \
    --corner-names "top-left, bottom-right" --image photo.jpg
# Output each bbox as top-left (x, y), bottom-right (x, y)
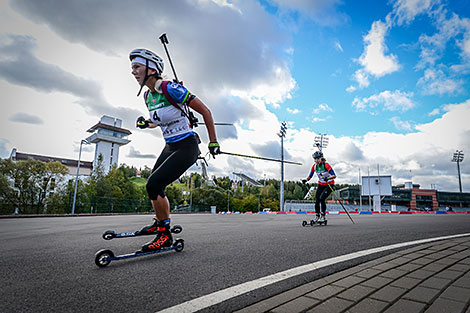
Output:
top-left (158, 33), bottom-right (233, 128)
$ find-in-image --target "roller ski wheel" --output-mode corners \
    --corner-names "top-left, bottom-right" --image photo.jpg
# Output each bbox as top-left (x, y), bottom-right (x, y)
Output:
top-left (94, 239), bottom-right (185, 268)
top-left (174, 239), bottom-right (184, 252)
top-left (101, 224), bottom-right (183, 240)
top-left (95, 249), bottom-right (114, 267)
top-left (102, 230), bottom-right (116, 240)
top-left (302, 220), bottom-right (316, 227)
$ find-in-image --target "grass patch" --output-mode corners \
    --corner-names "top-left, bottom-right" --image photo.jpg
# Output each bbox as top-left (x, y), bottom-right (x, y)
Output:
top-left (129, 176), bottom-right (147, 187)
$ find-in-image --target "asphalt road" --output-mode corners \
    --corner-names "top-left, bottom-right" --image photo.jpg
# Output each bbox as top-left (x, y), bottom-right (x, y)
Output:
top-left (1, 213), bottom-right (469, 313)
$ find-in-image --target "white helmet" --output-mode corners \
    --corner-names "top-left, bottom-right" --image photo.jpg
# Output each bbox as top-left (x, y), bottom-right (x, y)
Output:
top-left (129, 48), bottom-right (164, 75)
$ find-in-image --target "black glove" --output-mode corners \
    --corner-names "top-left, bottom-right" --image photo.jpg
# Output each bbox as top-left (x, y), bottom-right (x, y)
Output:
top-left (136, 116), bottom-right (149, 129)
top-left (302, 179), bottom-right (307, 184)
top-left (208, 142), bottom-right (220, 158)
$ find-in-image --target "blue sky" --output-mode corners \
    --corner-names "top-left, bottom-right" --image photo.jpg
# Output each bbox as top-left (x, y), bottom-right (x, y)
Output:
top-left (0, 0), bottom-right (469, 192)
top-left (265, 0), bottom-right (470, 136)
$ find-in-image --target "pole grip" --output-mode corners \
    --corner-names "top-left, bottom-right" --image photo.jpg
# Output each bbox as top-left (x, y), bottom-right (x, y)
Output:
top-left (159, 33), bottom-right (169, 44)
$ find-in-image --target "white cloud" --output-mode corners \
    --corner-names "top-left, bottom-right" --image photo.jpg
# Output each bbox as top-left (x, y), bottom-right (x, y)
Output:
top-left (313, 103), bottom-right (333, 114)
top-left (334, 40), bottom-right (343, 52)
top-left (312, 117), bottom-right (327, 122)
top-left (8, 112), bottom-right (44, 125)
top-left (127, 146), bottom-right (155, 159)
top-left (417, 68), bottom-right (463, 95)
top-left (287, 107), bottom-right (300, 114)
top-left (358, 19), bottom-right (400, 77)
top-left (346, 85), bottom-right (356, 93)
top-left (274, 100), bottom-right (469, 191)
top-left (428, 108), bottom-right (440, 116)
top-left (0, 138), bottom-right (11, 158)
top-left (390, 116), bottom-right (414, 132)
top-left (391, 0), bottom-right (440, 26)
top-left (351, 69), bottom-right (370, 90)
top-left (352, 90), bottom-right (415, 113)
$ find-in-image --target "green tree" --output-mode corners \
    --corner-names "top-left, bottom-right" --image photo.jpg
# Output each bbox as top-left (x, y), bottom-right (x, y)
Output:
top-left (165, 185), bottom-right (183, 208)
top-left (0, 158), bottom-right (68, 214)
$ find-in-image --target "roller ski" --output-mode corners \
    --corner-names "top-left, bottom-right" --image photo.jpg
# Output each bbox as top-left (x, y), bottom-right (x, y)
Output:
top-left (95, 239), bottom-right (184, 267)
top-left (302, 214), bottom-right (327, 226)
top-left (102, 218), bottom-right (182, 240)
top-left (95, 220), bottom-right (183, 267)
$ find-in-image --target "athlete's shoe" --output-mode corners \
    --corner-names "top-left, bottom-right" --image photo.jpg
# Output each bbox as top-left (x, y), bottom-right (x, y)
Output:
top-left (141, 224), bottom-right (173, 252)
top-left (319, 214), bottom-right (326, 223)
top-left (313, 214), bottom-right (320, 223)
top-left (135, 218), bottom-right (159, 235)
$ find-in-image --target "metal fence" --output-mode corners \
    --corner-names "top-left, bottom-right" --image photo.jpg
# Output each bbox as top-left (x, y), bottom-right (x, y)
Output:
top-left (0, 196), bottom-right (215, 215)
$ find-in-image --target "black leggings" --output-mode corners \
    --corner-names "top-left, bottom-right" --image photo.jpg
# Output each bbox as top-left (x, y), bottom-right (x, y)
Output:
top-left (146, 135), bottom-right (200, 200)
top-left (315, 184), bottom-right (333, 214)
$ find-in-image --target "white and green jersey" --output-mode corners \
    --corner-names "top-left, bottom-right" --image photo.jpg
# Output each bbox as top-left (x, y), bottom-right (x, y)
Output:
top-left (144, 82), bottom-right (195, 143)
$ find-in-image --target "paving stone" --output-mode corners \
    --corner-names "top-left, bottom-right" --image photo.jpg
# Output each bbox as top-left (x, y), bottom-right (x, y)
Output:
top-left (271, 296), bottom-right (319, 313)
top-left (320, 267), bottom-right (364, 285)
top-left (448, 245), bottom-right (468, 252)
top-left (401, 252), bottom-right (431, 260)
top-left (372, 262), bottom-right (397, 271)
top-left (370, 285), bottom-right (407, 303)
top-left (421, 262), bottom-right (449, 273)
top-left (336, 284), bottom-right (375, 302)
top-left (406, 269), bottom-right (435, 280)
top-left (440, 285), bottom-right (470, 303)
top-left (402, 286), bottom-right (441, 303)
top-left (410, 257), bottom-right (435, 266)
top-left (382, 299), bottom-right (426, 313)
top-left (434, 269), bottom-right (464, 280)
top-left (389, 257), bottom-right (414, 266)
top-left (360, 276), bottom-right (394, 289)
top-left (448, 251), bottom-right (470, 260)
top-left (305, 297), bottom-right (353, 313)
top-left (448, 263), bottom-right (469, 272)
top-left (305, 285), bottom-right (345, 300)
top-left (331, 275), bottom-right (365, 288)
top-left (420, 277), bottom-right (452, 290)
top-left (390, 276), bottom-right (422, 289)
top-left (359, 254), bottom-right (397, 268)
top-left (434, 257), bottom-right (459, 266)
top-left (419, 249), bottom-right (442, 256)
top-left (395, 263), bottom-right (422, 273)
top-left (355, 268), bottom-right (383, 279)
top-left (424, 297), bottom-right (467, 313)
top-left (379, 268), bottom-right (408, 279)
top-left (457, 257), bottom-right (470, 265)
top-left (453, 275), bottom-right (470, 288)
top-left (346, 297), bottom-right (389, 313)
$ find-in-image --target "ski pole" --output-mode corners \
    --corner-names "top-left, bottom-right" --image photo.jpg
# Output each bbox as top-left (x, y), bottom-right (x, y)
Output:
top-left (159, 33), bottom-right (179, 83)
top-left (326, 183), bottom-right (355, 224)
top-left (220, 151), bottom-right (302, 165)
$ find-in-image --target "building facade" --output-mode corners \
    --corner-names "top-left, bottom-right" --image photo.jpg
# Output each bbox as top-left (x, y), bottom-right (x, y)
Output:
top-left (337, 184), bottom-right (470, 210)
top-left (86, 116), bottom-right (131, 173)
top-left (10, 148), bottom-right (93, 176)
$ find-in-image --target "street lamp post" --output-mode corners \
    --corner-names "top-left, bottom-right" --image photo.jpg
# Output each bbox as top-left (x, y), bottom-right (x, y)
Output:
top-left (72, 139), bottom-right (90, 214)
top-left (278, 122), bottom-right (287, 211)
top-left (452, 150), bottom-right (464, 193)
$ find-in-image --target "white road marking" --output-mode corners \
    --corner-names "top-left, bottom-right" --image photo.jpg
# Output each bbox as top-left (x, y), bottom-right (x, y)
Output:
top-left (156, 233), bottom-right (470, 313)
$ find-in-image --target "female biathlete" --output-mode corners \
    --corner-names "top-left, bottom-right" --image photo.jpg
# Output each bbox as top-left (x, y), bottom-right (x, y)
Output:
top-left (129, 48), bottom-right (220, 252)
top-left (304, 151), bottom-right (336, 223)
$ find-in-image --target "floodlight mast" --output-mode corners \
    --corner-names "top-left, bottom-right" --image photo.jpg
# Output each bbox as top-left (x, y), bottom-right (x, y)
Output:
top-left (314, 134), bottom-right (329, 151)
top-left (452, 150), bottom-right (464, 193)
top-left (278, 122), bottom-right (287, 211)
